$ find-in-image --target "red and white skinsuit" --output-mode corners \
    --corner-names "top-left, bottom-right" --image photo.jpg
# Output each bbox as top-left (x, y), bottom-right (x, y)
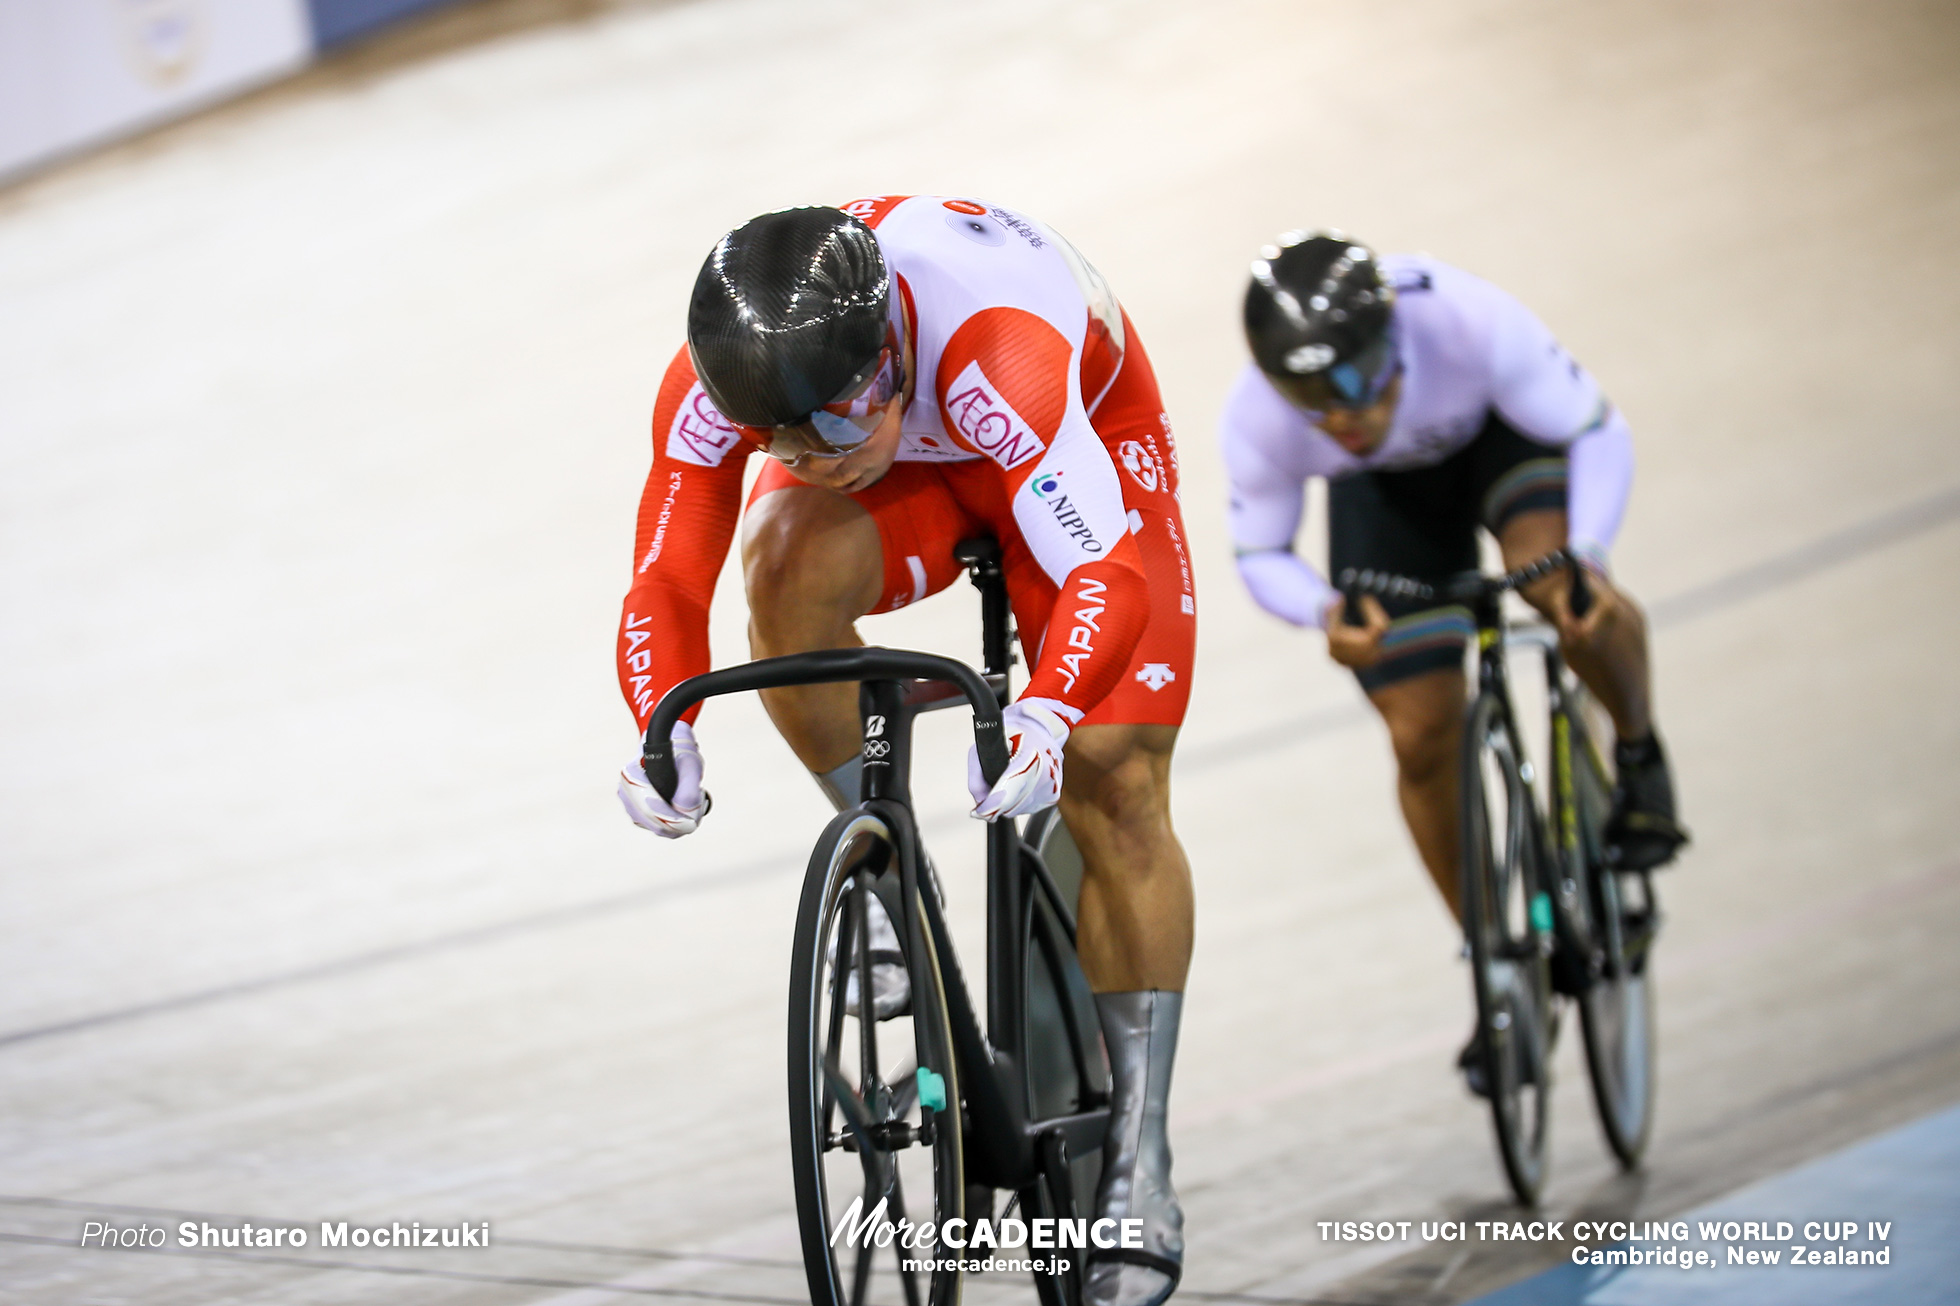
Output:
top-left (617, 195), bottom-right (1196, 766)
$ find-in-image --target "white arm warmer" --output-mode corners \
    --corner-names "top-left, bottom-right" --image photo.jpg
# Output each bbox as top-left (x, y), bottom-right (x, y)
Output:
top-left (1566, 406), bottom-right (1634, 568)
top-left (1236, 549), bottom-right (1335, 629)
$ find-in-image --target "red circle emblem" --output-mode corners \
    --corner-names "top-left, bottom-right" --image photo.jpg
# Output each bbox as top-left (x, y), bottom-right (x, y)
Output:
top-left (943, 199), bottom-right (986, 216)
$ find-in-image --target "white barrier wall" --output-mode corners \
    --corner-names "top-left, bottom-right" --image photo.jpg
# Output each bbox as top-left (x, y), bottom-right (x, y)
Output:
top-left (0, 0), bottom-right (312, 181)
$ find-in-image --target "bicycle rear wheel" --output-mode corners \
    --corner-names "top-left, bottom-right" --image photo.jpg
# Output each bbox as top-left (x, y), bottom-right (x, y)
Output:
top-left (1018, 824), bottom-right (1108, 1306)
top-left (1461, 692), bottom-right (1554, 1205)
top-left (1565, 693), bottom-right (1658, 1168)
top-left (790, 811), bottom-right (964, 1306)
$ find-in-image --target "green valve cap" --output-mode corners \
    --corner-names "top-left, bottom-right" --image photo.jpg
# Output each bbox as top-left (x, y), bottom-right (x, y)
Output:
top-left (1530, 892), bottom-right (1554, 933)
top-left (916, 1067), bottom-right (947, 1113)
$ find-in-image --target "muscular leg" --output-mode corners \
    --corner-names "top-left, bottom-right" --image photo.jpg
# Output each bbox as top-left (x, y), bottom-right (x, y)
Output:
top-left (1060, 721), bottom-right (1191, 1306)
top-left (740, 486), bottom-right (885, 771)
top-left (1367, 668), bottom-right (1468, 921)
top-left (1059, 723), bottom-right (1194, 993)
top-left (1498, 509), bottom-right (1652, 740)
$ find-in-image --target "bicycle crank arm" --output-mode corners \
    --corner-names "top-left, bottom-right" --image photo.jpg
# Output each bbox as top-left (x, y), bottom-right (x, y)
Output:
top-left (1026, 1107), bottom-right (1108, 1162)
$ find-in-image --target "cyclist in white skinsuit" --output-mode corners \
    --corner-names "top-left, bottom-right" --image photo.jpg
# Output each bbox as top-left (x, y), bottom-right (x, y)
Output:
top-left (1224, 252), bottom-right (1634, 601)
top-left (1220, 231), bottom-right (1685, 1092)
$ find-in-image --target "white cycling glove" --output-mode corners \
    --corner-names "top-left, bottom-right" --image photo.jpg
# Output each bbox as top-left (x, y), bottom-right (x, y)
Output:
top-left (617, 720), bottom-right (706, 838)
top-left (967, 697), bottom-right (1080, 822)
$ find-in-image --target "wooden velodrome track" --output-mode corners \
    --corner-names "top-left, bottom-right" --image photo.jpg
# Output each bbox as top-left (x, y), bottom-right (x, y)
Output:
top-left (2, 1), bottom-right (1956, 1302)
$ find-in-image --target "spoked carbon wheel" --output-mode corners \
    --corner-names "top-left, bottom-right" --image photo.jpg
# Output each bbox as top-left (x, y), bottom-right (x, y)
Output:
top-left (790, 811), bottom-right (963, 1306)
top-left (1461, 693), bottom-right (1554, 1205)
top-left (1566, 698), bottom-right (1658, 1167)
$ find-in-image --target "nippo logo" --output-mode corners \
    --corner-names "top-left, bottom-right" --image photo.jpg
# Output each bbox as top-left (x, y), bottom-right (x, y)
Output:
top-left (943, 199), bottom-right (987, 216)
top-left (944, 362), bottom-right (1045, 471)
top-left (1118, 440), bottom-right (1160, 493)
top-left (1026, 468), bottom-right (1102, 554)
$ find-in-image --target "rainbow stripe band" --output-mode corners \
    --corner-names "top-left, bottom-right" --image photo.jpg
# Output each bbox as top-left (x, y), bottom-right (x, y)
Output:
top-left (1481, 458), bottom-right (1568, 531)
top-left (1379, 605), bottom-right (1477, 658)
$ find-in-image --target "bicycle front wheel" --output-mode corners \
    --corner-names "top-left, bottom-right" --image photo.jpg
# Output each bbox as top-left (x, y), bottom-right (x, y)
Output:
top-left (789, 811), bottom-right (964, 1306)
top-left (1461, 692), bottom-right (1554, 1205)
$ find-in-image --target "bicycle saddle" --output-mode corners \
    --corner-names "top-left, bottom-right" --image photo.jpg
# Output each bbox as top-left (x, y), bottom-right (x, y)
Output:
top-left (953, 536), bottom-right (1000, 569)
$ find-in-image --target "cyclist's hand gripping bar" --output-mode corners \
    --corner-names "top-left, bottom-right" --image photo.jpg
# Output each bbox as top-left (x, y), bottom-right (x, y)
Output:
top-left (640, 647), bottom-right (1010, 804)
top-left (1567, 556), bottom-right (1594, 619)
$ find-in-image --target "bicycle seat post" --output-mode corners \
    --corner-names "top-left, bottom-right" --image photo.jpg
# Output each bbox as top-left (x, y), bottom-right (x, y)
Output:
top-left (954, 537), bottom-right (1014, 696)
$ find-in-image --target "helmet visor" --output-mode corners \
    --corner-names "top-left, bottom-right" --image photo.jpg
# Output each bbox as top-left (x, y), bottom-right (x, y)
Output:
top-left (1269, 330), bottom-right (1398, 412)
top-left (747, 344), bottom-right (903, 466)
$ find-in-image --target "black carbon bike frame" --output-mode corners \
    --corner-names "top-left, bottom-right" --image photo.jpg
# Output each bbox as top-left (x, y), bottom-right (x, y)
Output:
top-left (643, 540), bottom-right (1110, 1302)
top-left (1343, 550), bottom-right (1660, 1201)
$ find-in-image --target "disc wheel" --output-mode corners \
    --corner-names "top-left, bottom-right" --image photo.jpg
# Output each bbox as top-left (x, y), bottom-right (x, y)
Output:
top-left (1018, 820), bottom-right (1108, 1306)
top-left (1567, 694), bottom-right (1658, 1167)
top-left (790, 811), bottom-right (963, 1306)
top-left (1461, 693), bottom-right (1554, 1205)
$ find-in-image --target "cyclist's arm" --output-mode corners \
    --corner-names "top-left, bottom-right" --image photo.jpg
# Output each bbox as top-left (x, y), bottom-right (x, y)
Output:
top-left (617, 347), bottom-right (749, 729)
top-left (1221, 366), bottom-right (1336, 628)
top-left (1565, 409), bottom-right (1632, 571)
top-left (1484, 287), bottom-right (1634, 572)
top-left (940, 309), bottom-right (1149, 719)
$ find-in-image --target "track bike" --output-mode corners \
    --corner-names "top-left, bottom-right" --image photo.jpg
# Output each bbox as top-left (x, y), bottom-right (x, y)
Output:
top-left (644, 539), bottom-right (1109, 1306)
top-left (1342, 551), bottom-right (1661, 1204)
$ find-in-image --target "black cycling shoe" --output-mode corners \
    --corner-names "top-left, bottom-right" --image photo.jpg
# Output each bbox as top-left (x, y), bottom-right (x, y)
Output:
top-left (1459, 960), bottom-right (1554, 1099)
top-left (1608, 732), bottom-right (1689, 870)
top-left (1458, 1029), bottom-right (1491, 1099)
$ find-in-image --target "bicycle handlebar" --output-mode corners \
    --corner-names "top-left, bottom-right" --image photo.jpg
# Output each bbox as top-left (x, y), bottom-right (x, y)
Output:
top-left (1340, 548), bottom-right (1588, 610)
top-left (640, 647), bottom-right (1009, 804)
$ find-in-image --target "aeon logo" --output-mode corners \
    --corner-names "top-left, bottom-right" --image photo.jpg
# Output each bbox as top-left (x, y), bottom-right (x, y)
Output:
top-left (666, 385), bottom-right (741, 467)
top-left (944, 362), bottom-right (1045, 471)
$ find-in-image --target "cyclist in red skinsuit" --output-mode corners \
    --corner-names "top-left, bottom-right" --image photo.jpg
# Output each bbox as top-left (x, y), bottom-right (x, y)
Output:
top-left (616, 200), bottom-right (1193, 1306)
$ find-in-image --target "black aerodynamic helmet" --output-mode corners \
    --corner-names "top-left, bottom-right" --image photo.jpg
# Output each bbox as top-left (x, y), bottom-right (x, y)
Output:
top-left (1243, 230), bottom-right (1398, 410)
top-left (686, 206), bottom-right (891, 430)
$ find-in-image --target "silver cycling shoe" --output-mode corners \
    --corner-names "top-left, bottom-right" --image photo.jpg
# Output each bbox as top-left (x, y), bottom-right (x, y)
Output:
top-left (1085, 990), bottom-right (1185, 1306)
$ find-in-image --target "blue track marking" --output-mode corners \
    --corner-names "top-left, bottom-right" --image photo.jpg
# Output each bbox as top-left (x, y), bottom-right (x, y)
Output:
top-left (1469, 1101), bottom-right (1960, 1304)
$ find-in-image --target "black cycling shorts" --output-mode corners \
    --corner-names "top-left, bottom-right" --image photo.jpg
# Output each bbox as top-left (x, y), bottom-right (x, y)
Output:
top-left (1329, 413), bottom-right (1566, 691)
